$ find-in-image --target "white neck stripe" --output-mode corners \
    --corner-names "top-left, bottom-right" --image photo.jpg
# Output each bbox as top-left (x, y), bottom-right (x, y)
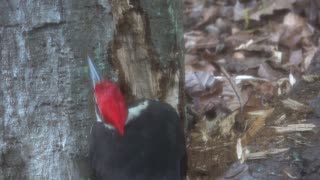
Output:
top-left (126, 100), bottom-right (149, 124)
top-left (94, 100), bottom-right (149, 130)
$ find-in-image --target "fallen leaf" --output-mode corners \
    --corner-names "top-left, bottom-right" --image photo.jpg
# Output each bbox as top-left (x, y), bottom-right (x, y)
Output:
top-left (283, 12), bottom-right (313, 37)
top-left (289, 50), bottom-right (303, 65)
top-left (258, 63), bottom-right (282, 81)
top-left (185, 71), bottom-right (221, 95)
top-left (280, 13), bottom-right (314, 48)
top-left (233, 0), bottom-right (296, 21)
top-left (303, 46), bottom-right (318, 71)
top-left (195, 6), bottom-right (219, 29)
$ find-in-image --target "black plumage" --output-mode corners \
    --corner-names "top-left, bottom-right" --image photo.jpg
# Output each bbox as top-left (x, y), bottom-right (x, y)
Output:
top-left (89, 100), bottom-right (186, 180)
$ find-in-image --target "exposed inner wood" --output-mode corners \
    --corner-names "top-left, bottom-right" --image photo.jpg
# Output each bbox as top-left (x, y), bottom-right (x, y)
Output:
top-left (109, 1), bottom-right (181, 111)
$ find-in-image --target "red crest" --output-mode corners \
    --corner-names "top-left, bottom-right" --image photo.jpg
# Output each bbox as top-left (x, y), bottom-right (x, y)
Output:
top-left (94, 81), bottom-right (128, 136)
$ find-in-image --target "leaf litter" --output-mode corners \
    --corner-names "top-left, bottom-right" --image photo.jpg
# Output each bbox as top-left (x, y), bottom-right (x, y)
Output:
top-left (183, 0), bottom-right (320, 179)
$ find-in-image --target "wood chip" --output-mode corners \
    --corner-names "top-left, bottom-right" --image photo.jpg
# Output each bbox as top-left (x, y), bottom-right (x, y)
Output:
top-left (281, 98), bottom-right (312, 112)
top-left (302, 74), bottom-right (320, 83)
top-left (272, 123), bottom-right (316, 133)
top-left (247, 148), bottom-right (289, 160)
top-left (241, 116), bottom-right (266, 146)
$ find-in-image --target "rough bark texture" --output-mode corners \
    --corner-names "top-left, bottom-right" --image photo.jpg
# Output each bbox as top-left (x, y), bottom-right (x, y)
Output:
top-left (0, 0), bottom-right (183, 179)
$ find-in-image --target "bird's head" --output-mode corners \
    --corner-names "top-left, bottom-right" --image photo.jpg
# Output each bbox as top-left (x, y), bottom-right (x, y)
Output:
top-left (88, 57), bottom-right (128, 136)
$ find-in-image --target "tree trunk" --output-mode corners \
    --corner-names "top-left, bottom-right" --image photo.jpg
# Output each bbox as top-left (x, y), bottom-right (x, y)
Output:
top-left (0, 0), bottom-right (183, 179)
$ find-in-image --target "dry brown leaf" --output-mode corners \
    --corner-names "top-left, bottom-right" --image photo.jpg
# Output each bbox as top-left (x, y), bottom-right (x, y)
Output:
top-left (283, 12), bottom-right (313, 37)
top-left (279, 26), bottom-right (303, 48)
top-left (257, 82), bottom-right (277, 98)
top-left (185, 62), bottom-right (224, 113)
top-left (250, 0), bottom-right (296, 21)
top-left (185, 54), bottom-right (199, 66)
top-left (258, 63), bottom-right (282, 81)
top-left (283, 12), bottom-right (304, 27)
top-left (195, 6), bottom-right (219, 29)
top-left (225, 57), bottom-right (268, 73)
top-left (220, 75), bottom-right (270, 111)
top-left (269, 24), bottom-right (286, 44)
top-left (192, 90), bottom-right (223, 114)
top-left (279, 13), bottom-right (314, 48)
top-left (303, 46), bottom-right (318, 71)
top-left (184, 0), bottom-right (205, 24)
top-left (185, 71), bottom-right (221, 96)
top-left (225, 31), bottom-right (256, 49)
top-left (236, 42), bottom-right (276, 54)
top-left (243, 91), bottom-right (263, 109)
top-left (289, 50), bottom-right (303, 65)
top-left (185, 59), bottom-right (217, 72)
top-left (184, 31), bottom-right (219, 51)
top-left (184, 31), bottom-right (206, 50)
top-left (233, 0), bottom-right (296, 21)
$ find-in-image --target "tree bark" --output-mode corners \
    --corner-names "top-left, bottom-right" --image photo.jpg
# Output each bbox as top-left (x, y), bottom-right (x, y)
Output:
top-left (0, 0), bottom-right (183, 179)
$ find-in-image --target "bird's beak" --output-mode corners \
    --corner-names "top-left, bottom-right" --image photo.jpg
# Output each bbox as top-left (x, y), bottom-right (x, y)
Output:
top-left (88, 57), bottom-right (103, 124)
top-left (88, 56), bottom-right (101, 87)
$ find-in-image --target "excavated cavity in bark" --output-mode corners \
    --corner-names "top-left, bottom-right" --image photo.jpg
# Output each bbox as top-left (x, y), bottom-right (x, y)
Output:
top-left (109, 0), bottom-right (183, 114)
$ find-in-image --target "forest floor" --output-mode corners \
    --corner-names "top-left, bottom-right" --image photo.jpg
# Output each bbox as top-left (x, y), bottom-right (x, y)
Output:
top-left (183, 0), bottom-right (320, 179)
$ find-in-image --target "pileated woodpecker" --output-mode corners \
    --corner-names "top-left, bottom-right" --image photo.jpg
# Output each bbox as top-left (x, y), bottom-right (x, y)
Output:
top-left (88, 57), bottom-right (186, 180)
